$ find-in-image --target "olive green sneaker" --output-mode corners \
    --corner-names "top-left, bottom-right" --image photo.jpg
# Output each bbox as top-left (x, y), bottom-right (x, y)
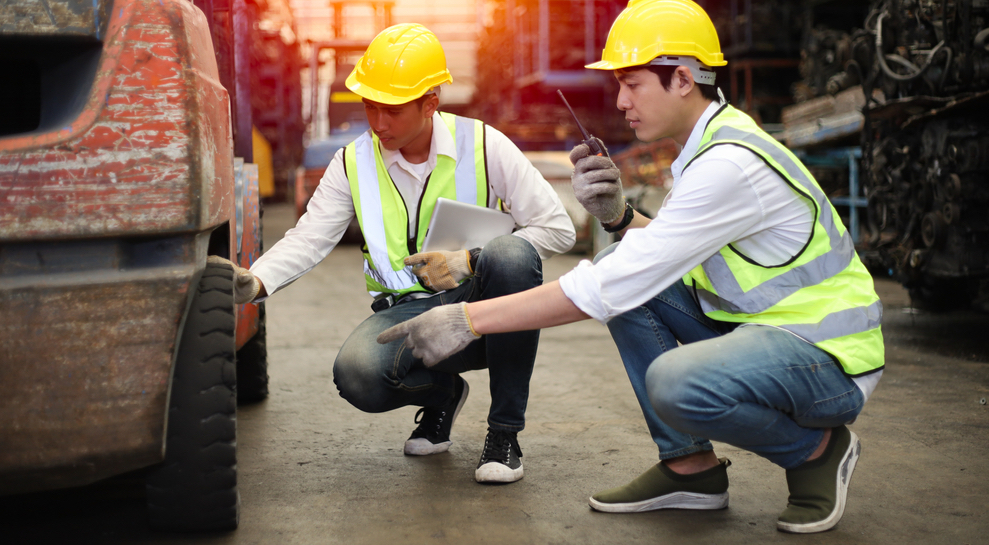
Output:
top-left (778, 426), bottom-right (861, 533)
top-left (589, 458), bottom-right (731, 513)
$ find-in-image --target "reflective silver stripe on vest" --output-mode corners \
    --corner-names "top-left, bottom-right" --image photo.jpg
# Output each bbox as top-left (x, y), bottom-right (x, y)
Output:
top-left (693, 124), bottom-right (856, 315)
top-left (785, 299), bottom-right (883, 344)
top-left (353, 132), bottom-right (418, 291)
top-left (452, 115), bottom-right (480, 204)
top-left (697, 229), bottom-right (855, 315)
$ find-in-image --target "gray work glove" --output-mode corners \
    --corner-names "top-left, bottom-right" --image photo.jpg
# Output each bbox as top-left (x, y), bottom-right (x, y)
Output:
top-left (569, 138), bottom-right (626, 225)
top-left (207, 255), bottom-right (261, 304)
top-left (376, 302), bottom-right (481, 366)
top-left (405, 249), bottom-right (473, 291)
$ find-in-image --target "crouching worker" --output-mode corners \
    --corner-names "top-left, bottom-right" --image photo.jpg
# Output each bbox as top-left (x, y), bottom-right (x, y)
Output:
top-left (376, 0), bottom-right (884, 532)
top-left (214, 23), bottom-right (575, 484)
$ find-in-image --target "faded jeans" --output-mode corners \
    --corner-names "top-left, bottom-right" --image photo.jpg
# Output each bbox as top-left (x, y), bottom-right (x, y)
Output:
top-left (598, 245), bottom-right (865, 469)
top-left (333, 235), bottom-right (542, 433)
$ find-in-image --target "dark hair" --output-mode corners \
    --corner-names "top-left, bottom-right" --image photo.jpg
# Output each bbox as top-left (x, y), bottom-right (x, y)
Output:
top-left (413, 93), bottom-right (434, 110)
top-left (646, 65), bottom-right (721, 101)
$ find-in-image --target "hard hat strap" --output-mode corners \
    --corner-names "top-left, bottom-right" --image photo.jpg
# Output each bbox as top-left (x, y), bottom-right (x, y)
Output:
top-left (648, 55), bottom-right (716, 86)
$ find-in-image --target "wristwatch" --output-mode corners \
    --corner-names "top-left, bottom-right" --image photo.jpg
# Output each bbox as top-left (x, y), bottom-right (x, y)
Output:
top-left (603, 202), bottom-right (634, 233)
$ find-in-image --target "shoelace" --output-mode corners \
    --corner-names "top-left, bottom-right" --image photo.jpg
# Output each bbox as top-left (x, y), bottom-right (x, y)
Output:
top-left (413, 407), bottom-right (446, 434)
top-left (481, 431), bottom-right (520, 463)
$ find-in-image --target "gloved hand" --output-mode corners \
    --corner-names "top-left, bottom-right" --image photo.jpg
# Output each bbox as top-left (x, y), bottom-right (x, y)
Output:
top-left (569, 138), bottom-right (626, 225)
top-left (376, 302), bottom-right (481, 366)
top-left (207, 255), bottom-right (261, 304)
top-left (405, 249), bottom-right (473, 291)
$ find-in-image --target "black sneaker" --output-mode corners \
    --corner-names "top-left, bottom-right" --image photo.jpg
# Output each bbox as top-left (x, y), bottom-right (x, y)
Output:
top-left (404, 377), bottom-right (469, 456)
top-left (475, 429), bottom-right (524, 483)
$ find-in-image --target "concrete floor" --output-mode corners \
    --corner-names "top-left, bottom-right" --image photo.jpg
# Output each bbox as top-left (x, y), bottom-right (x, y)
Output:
top-left (4, 202), bottom-right (988, 544)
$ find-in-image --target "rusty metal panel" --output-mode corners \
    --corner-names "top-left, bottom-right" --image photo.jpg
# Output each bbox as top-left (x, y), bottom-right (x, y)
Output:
top-left (0, 0), bottom-right (235, 242)
top-left (0, 265), bottom-right (197, 494)
top-left (0, 0), bottom-right (239, 494)
top-left (0, 0), bottom-right (114, 39)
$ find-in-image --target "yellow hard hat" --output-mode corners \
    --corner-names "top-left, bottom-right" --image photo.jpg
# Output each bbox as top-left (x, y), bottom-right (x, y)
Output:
top-left (587, 0), bottom-right (726, 70)
top-left (346, 23), bottom-right (453, 105)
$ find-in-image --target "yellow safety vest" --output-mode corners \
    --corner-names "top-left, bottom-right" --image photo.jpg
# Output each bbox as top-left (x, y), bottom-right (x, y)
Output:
top-left (683, 105), bottom-right (885, 376)
top-left (344, 112), bottom-right (489, 297)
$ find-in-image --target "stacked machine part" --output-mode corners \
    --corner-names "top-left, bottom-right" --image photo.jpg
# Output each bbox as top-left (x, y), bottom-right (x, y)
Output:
top-left (794, 0), bottom-right (989, 309)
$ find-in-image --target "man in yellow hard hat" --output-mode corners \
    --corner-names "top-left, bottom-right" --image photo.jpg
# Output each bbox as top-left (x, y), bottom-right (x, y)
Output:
top-left (376, 0), bottom-right (884, 533)
top-left (224, 23), bottom-right (575, 484)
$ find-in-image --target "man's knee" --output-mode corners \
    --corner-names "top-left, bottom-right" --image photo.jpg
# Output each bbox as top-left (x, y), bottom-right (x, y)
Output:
top-left (645, 351), bottom-right (708, 427)
top-left (476, 235), bottom-right (542, 290)
top-left (592, 242), bottom-right (621, 264)
top-left (333, 352), bottom-right (391, 414)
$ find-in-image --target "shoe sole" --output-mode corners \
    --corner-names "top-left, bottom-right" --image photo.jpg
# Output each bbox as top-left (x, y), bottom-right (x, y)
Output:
top-left (777, 431), bottom-right (861, 534)
top-left (403, 381), bottom-right (470, 456)
top-left (404, 438), bottom-right (452, 455)
top-left (475, 460), bottom-right (524, 483)
top-left (588, 491), bottom-right (729, 513)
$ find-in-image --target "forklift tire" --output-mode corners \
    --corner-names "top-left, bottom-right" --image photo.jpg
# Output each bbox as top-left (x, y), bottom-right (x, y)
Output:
top-left (236, 302), bottom-right (269, 405)
top-left (146, 260), bottom-right (238, 532)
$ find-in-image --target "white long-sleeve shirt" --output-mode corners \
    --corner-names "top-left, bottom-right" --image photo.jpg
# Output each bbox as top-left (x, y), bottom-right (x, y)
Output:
top-left (558, 101), bottom-right (881, 399)
top-left (251, 112), bottom-right (576, 298)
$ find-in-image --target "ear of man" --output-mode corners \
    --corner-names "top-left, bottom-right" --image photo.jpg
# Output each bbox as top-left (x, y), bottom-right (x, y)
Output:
top-left (418, 93), bottom-right (440, 118)
top-left (648, 64), bottom-right (720, 101)
top-left (673, 65), bottom-right (695, 97)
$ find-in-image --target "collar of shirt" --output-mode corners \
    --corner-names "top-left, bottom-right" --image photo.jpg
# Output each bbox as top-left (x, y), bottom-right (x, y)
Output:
top-left (378, 111), bottom-right (458, 181)
top-left (670, 101), bottom-right (724, 185)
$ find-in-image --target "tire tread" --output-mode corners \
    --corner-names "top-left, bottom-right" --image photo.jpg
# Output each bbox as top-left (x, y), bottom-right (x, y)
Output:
top-left (146, 261), bottom-right (239, 532)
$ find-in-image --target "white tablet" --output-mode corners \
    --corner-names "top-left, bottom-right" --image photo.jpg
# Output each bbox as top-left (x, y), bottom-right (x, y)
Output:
top-left (421, 198), bottom-right (517, 252)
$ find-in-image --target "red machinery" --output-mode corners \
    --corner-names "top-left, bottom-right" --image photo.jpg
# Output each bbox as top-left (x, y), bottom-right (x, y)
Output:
top-left (0, 0), bottom-right (271, 531)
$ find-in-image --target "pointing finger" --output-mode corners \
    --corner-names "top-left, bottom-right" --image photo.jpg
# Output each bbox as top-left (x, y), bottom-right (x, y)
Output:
top-left (377, 323), bottom-right (410, 344)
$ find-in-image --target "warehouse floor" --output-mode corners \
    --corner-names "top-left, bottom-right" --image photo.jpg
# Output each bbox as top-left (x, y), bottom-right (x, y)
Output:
top-left (5, 203), bottom-right (988, 545)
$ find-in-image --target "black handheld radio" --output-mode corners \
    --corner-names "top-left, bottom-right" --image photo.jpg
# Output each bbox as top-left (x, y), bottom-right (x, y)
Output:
top-left (556, 89), bottom-right (608, 157)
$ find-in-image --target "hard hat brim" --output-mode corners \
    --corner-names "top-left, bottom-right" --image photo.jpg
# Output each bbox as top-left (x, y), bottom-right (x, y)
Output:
top-left (585, 59), bottom-right (621, 70)
top-left (586, 56), bottom-right (726, 71)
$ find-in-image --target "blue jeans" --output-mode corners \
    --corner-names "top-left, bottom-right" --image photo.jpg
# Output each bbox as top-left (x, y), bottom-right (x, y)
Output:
top-left (598, 245), bottom-right (864, 469)
top-left (333, 235), bottom-right (542, 433)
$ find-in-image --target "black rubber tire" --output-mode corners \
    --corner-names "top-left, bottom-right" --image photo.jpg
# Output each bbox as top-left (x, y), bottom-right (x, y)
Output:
top-left (146, 260), bottom-right (238, 532)
top-left (236, 302), bottom-right (269, 405)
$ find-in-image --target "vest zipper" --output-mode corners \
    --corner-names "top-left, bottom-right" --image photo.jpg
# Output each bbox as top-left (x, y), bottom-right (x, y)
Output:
top-left (409, 173), bottom-right (432, 256)
top-left (383, 171), bottom-right (418, 258)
